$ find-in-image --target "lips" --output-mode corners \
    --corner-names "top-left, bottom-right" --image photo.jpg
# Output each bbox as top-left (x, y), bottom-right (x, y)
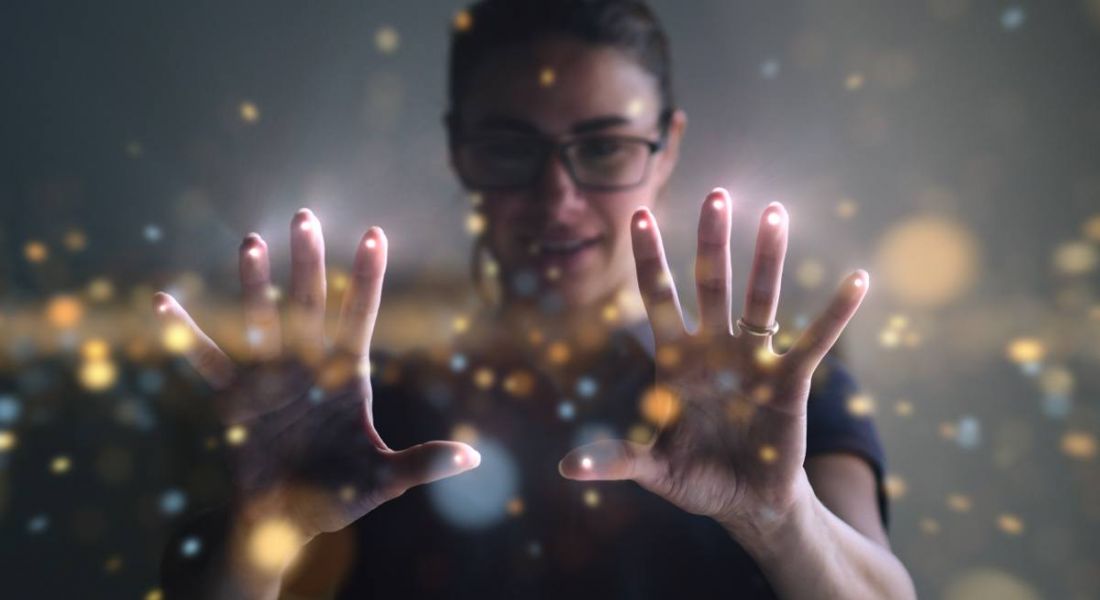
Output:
top-left (534, 236), bottom-right (602, 255)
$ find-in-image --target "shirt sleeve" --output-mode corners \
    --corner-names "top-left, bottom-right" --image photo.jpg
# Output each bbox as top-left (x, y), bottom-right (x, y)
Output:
top-left (804, 355), bottom-right (890, 529)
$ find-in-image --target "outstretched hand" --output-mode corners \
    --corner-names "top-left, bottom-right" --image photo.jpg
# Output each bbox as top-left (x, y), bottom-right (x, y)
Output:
top-left (558, 189), bottom-right (868, 537)
top-left (154, 209), bottom-right (481, 543)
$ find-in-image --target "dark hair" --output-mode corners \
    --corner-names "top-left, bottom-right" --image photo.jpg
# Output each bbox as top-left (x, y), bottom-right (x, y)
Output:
top-left (446, 0), bottom-right (674, 131)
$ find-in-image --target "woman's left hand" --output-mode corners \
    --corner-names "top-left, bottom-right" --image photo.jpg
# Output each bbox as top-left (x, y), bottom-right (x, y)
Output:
top-left (558, 188), bottom-right (869, 540)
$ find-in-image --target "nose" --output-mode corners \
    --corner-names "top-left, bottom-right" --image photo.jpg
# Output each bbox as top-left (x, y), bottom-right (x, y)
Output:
top-left (533, 150), bottom-right (584, 215)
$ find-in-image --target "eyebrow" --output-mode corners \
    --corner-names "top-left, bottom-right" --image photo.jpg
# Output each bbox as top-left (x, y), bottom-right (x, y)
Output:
top-left (473, 114), bottom-right (632, 135)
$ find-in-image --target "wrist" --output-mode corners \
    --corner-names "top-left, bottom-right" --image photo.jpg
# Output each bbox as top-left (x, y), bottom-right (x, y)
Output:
top-left (716, 473), bottom-right (820, 561)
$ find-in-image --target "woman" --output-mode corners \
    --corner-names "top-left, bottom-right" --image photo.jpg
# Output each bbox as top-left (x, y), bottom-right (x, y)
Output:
top-left (158, 0), bottom-right (916, 597)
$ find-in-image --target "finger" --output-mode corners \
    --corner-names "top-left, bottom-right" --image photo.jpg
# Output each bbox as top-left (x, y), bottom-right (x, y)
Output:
top-left (152, 292), bottom-right (236, 390)
top-left (694, 188), bottom-right (733, 335)
top-left (335, 227), bottom-right (387, 360)
top-left (384, 441), bottom-right (481, 498)
top-left (739, 202), bottom-right (788, 342)
top-left (632, 208), bottom-right (686, 345)
top-left (558, 439), bottom-right (657, 484)
top-left (785, 270), bottom-right (869, 380)
top-left (288, 209), bottom-right (327, 363)
top-left (239, 233), bottom-right (282, 361)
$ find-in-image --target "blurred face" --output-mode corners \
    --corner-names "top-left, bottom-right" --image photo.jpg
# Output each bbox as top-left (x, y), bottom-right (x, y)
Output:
top-left (452, 36), bottom-right (685, 310)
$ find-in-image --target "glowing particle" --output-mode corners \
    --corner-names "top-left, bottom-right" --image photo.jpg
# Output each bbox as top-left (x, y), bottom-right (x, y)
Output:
top-left (159, 489), bottom-right (188, 516)
top-left (125, 140), bottom-right (144, 158)
top-left (507, 497), bottom-right (525, 516)
top-left (451, 423), bottom-right (478, 444)
top-left (104, 554), bottom-right (123, 573)
top-left (557, 401), bottom-right (576, 421)
top-left (946, 493), bottom-right (972, 512)
top-left (831, 199), bottom-right (858, 220)
top-left (539, 67), bottom-right (556, 87)
top-left (24, 240), bottom-right (49, 263)
top-left (145, 589), bottom-right (163, 600)
top-left (503, 370), bottom-right (535, 397)
top-left (758, 445), bottom-right (779, 463)
top-left (1039, 366), bottom-right (1075, 396)
top-left (1006, 338), bottom-right (1045, 365)
top-left (0, 396), bottom-right (20, 424)
top-left (545, 266), bottom-right (562, 281)
top-left (0, 431), bottom-right (16, 452)
top-left (625, 98), bottom-right (645, 118)
top-left (845, 72), bottom-right (865, 91)
top-left (248, 518), bottom-right (303, 573)
top-left (920, 518), bottom-right (941, 535)
top-left (796, 260), bottom-right (825, 289)
top-left (239, 101), bottom-right (260, 124)
top-left (51, 455), bottom-right (72, 475)
top-left (1000, 6), bottom-right (1025, 30)
top-left (766, 211), bottom-right (782, 226)
top-left (87, 278), bottom-right (115, 302)
top-left (895, 400), bottom-right (914, 416)
top-left (143, 224), bottom-right (163, 243)
top-left (846, 394), bottom-right (876, 416)
top-left (759, 58), bottom-right (780, 79)
top-left (64, 229), bottom-right (87, 251)
top-left (884, 475), bottom-right (907, 499)
top-left (601, 303), bottom-right (620, 323)
top-left (575, 377), bottom-right (598, 398)
top-left (879, 328), bottom-right (900, 348)
top-left (180, 535), bottom-right (202, 558)
top-left (1052, 240), bottom-right (1098, 275)
top-left (452, 316), bottom-right (470, 333)
top-left (1083, 214), bottom-right (1100, 241)
top-left (583, 488), bottom-right (600, 507)
top-left (46, 295), bottom-right (84, 328)
top-left (80, 359), bottom-right (118, 391)
top-left (374, 26), bottom-right (400, 54)
top-left (640, 385), bottom-right (681, 425)
top-left (874, 216), bottom-right (979, 307)
top-left (956, 416), bottom-right (981, 449)
top-left (453, 10), bottom-right (473, 32)
top-left (162, 322), bottom-right (195, 354)
top-left (547, 341), bottom-right (571, 365)
top-left (655, 345), bottom-right (681, 368)
top-left (580, 456), bottom-right (593, 470)
top-left (464, 212), bottom-right (487, 234)
top-left (449, 353), bottom-right (468, 372)
top-left (81, 338), bottom-right (110, 361)
top-left (1061, 431), bottom-right (1097, 460)
top-left (997, 513), bottom-right (1025, 535)
top-left (473, 367), bottom-right (495, 390)
top-left (754, 346), bottom-right (778, 367)
top-left (225, 425), bottom-right (248, 446)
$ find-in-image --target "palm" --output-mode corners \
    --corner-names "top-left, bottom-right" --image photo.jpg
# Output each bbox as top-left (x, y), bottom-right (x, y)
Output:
top-left (154, 210), bottom-right (479, 539)
top-left (560, 189), bottom-right (867, 528)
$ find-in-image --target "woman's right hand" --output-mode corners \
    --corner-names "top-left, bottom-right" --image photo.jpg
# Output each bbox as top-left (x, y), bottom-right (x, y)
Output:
top-left (154, 209), bottom-right (480, 590)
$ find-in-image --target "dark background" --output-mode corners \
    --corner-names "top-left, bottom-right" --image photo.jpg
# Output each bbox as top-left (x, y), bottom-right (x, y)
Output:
top-left (2, 1), bottom-right (1099, 597)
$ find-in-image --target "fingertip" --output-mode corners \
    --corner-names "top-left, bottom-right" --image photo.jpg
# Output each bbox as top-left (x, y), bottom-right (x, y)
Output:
top-left (851, 269), bottom-right (870, 290)
top-left (152, 292), bottom-right (173, 315)
top-left (632, 208), bottom-right (653, 231)
top-left (294, 208), bottom-right (318, 232)
top-left (763, 202), bottom-right (787, 226)
top-left (706, 188), bottom-right (730, 211)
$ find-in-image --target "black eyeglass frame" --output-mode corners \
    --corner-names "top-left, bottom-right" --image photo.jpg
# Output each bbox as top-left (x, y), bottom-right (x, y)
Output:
top-left (451, 108), bottom-right (675, 193)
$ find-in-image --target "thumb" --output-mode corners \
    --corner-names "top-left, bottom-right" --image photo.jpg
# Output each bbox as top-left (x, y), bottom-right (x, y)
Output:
top-left (388, 440), bottom-right (481, 493)
top-left (558, 439), bottom-right (655, 483)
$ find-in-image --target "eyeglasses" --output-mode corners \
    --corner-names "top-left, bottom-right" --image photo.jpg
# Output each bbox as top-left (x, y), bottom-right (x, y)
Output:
top-left (454, 132), bottom-right (667, 192)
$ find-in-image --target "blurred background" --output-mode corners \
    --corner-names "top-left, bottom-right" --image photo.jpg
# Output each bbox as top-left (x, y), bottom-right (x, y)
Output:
top-left (2, 0), bottom-right (1100, 597)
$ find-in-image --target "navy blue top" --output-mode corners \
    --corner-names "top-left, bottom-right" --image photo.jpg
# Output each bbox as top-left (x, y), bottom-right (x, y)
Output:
top-left (162, 322), bottom-right (887, 599)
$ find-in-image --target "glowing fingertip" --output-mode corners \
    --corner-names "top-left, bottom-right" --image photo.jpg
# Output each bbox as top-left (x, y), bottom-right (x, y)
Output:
top-left (711, 198), bottom-right (725, 210)
top-left (365, 237), bottom-right (377, 249)
top-left (453, 453), bottom-right (464, 465)
top-left (157, 303), bottom-right (169, 314)
top-left (637, 219), bottom-right (649, 230)
top-left (299, 220), bottom-right (312, 232)
top-left (247, 246), bottom-right (261, 259)
top-left (766, 211), bottom-right (782, 226)
top-left (580, 456), bottom-right (594, 470)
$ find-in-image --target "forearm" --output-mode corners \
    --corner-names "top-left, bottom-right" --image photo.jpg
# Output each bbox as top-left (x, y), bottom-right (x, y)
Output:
top-left (723, 484), bottom-right (916, 600)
